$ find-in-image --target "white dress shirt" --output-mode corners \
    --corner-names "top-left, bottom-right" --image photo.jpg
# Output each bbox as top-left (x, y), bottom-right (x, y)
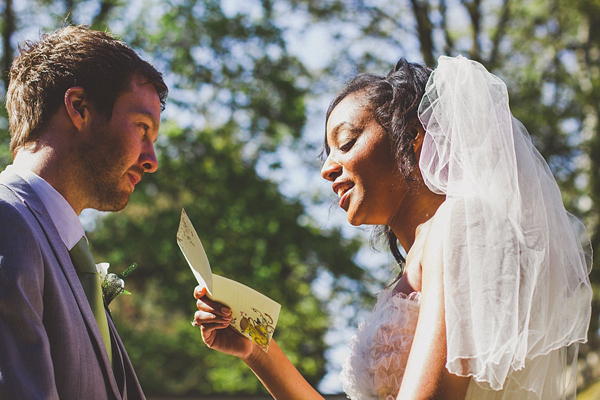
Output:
top-left (4, 165), bottom-right (85, 250)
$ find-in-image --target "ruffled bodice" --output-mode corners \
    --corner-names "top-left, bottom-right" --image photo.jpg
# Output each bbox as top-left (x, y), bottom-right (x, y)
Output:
top-left (340, 289), bottom-right (420, 400)
top-left (340, 287), bottom-right (576, 400)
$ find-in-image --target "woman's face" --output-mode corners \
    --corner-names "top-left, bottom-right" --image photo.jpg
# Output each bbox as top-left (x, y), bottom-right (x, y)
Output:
top-left (321, 92), bottom-right (408, 226)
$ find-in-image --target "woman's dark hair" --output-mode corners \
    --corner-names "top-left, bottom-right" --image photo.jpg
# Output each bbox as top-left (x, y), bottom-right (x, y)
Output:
top-left (324, 58), bottom-right (432, 265)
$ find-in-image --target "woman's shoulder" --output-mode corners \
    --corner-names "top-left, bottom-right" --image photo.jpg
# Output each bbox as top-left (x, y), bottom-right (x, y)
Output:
top-left (405, 199), bottom-right (458, 286)
top-left (420, 200), bottom-right (455, 259)
top-left (426, 197), bottom-right (494, 246)
top-left (431, 196), bottom-right (483, 223)
top-left (419, 197), bottom-right (486, 276)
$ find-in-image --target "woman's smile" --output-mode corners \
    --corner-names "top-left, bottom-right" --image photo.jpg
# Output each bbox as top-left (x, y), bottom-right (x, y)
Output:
top-left (338, 186), bottom-right (352, 210)
top-left (332, 180), bottom-right (354, 209)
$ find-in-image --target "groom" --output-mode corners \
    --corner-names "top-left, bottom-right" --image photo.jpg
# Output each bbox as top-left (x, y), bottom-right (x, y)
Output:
top-left (0, 26), bottom-right (167, 398)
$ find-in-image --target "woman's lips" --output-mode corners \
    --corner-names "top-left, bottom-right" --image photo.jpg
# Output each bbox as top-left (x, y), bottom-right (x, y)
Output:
top-left (332, 181), bottom-right (354, 210)
top-left (339, 187), bottom-right (352, 210)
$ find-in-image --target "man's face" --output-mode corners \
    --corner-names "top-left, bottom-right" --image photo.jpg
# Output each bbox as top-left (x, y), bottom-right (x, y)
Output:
top-left (76, 76), bottom-right (161, 212)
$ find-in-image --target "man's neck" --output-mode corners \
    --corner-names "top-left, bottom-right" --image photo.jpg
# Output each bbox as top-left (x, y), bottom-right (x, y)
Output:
top-left (13, 147), bottom-right (83, 214)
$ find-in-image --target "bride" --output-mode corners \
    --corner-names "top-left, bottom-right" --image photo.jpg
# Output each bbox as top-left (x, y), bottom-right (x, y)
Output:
top-left (192, 55), bottom-right (592, 399)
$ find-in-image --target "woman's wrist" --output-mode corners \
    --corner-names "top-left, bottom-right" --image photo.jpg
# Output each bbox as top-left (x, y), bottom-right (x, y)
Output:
top-left (241, 340), bottom-right (265, 365)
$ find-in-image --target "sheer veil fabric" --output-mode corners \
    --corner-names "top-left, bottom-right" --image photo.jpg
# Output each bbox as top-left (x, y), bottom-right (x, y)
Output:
top-left (418, 56), bottom-right (592, 397)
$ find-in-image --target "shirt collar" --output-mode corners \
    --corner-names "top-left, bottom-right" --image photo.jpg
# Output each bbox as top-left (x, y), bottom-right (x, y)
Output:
top-left (6, 165), bottom-right (85, 250)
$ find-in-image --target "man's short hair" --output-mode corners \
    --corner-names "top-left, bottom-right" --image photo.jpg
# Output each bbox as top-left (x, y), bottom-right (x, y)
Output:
top-left (6, 25), bottom-right (168, 156)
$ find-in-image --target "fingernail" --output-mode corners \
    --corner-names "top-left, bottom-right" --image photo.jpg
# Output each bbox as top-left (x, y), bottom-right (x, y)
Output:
top-left (221, 307), bottom-right (231, 315)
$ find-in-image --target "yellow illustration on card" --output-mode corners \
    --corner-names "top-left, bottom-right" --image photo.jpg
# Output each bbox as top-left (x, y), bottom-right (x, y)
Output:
top-left (237, 308), bottom-right (275, 351)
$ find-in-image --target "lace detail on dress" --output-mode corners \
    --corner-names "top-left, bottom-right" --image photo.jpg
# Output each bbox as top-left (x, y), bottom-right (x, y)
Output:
top-left (341, 290), bottom-right (420, 400)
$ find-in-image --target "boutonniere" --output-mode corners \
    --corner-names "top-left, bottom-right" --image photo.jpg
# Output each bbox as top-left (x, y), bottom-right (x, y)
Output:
top-left (96, 262), bottom-right (138, 306)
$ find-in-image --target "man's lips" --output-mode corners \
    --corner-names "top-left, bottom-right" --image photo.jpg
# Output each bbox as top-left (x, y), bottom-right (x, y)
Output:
top-left (127, 172), bottom-right (141, 187)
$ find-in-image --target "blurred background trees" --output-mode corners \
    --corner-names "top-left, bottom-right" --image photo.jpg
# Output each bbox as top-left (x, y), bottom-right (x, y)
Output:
top-left (1, 0), bottom-right (599, 396)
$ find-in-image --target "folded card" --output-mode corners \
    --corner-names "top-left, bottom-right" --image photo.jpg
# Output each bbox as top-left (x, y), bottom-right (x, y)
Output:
top-left (177, 209), bottom-right (281, 352)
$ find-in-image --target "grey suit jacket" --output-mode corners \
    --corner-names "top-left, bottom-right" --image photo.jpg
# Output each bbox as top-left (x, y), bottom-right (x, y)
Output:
top-left (0, 171), bottom-right (145, 399)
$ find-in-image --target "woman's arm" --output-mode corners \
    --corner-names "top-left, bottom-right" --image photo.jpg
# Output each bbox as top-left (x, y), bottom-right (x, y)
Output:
top-left (193, 286), bottom-right (323, 400)
top-left (244, 339), bottom-right (324, 400)
top-left (396, 214), bottom-right (470, 400)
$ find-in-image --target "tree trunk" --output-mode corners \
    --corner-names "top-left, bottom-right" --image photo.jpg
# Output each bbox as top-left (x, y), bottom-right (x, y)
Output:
top-left (2, 0), bottom-right (15, 92)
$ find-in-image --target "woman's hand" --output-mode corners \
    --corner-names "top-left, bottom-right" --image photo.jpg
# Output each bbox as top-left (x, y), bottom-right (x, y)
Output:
top-left (193, 285), bottom-right (256, 360)
top-left (194, 286), bottom-right (323, 400)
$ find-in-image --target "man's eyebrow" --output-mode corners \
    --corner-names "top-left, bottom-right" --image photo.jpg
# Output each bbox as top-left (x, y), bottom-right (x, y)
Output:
top-left (135, 110), bottom-right (159, 130)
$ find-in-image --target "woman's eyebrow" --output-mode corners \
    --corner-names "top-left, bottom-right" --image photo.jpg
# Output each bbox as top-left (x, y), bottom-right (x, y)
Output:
top-left (330, 122), bottom-right (361, 144)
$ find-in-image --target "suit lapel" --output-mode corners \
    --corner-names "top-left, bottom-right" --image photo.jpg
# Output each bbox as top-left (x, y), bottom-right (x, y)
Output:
top-left (107, 314), bottom-right (145, 400)
top-left (0, 171), bottom-right (122, 398)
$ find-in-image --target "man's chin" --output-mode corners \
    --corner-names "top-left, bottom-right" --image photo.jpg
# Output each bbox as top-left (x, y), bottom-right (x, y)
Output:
top-left (94, 193), bottom-right (130, 212)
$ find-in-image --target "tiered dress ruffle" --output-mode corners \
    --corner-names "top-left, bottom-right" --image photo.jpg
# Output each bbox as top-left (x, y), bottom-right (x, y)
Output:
top-left (341, 290), bottom-right (420, 400)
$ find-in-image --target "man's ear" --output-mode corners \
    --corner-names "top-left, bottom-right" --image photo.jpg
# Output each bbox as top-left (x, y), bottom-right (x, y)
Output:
top-left (64, 87), bottom-right (88, 131)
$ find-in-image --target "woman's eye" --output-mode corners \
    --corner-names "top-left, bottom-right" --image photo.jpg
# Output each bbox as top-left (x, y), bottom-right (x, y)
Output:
top-left (340, 139), bottom-right (356, 152)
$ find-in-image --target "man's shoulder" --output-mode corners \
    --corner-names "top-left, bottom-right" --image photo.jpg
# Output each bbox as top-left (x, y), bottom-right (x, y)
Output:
top-left (0, 171), bottom-right (42, 216)
top-left (0, 171), bottom-right (26, 201)
top-left (0, 184), bottom-right (45, 287)
top-left (0, 180), bottom-right (41, 243)
top-left (0, 180), bottom-right (29, 216)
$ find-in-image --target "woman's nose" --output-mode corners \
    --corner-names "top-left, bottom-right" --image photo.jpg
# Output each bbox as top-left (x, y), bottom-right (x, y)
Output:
top-left (321, 156), bottom-right (342, 182)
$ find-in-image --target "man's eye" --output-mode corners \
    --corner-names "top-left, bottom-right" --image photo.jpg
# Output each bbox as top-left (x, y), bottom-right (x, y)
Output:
top-left (340, 139), bottom-right (356, 152)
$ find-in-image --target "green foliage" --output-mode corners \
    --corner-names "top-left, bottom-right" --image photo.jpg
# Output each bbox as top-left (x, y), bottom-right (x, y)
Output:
top-left (124, 0), bottom-right (310, 157)
top-left (89, 124), bottom-right (364, 395)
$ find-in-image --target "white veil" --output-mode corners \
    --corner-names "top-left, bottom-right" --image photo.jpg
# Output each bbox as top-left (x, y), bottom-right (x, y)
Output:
top-left (417, 55), bottom-right (592, 396)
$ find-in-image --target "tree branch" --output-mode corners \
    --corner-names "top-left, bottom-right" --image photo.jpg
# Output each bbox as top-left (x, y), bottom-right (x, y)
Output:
top-left (488, 0), bottom-right (510, 69)
top-left (91, 0), bottom-right (116, 29)
top-left (462, 0), bottom-right (482, 62)
top-left (409, 0), bottom-right (435, 67)
top-left (439, 0), bottom-right (455, 56)
top-left (364, 6), bottom-right (412, 39)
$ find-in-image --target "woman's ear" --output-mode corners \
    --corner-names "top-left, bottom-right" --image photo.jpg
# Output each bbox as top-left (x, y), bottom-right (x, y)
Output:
top-left (412, 121), bottom-right (426, 160)
top-left (64, 87), bottom-right (88, 131)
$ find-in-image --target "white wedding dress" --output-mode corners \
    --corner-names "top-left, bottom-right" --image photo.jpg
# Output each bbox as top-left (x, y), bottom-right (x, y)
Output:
top-left (340, 289), bottom-right (420, 400)
top-left (340, 287), bottom-right (576, 400)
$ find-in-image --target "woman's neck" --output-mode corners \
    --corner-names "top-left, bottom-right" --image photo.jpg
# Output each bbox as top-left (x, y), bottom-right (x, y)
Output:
top-left (389, 186), bottom-right (445, 251)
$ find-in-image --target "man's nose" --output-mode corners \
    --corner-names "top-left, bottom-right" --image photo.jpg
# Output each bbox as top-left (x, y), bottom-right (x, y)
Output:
top-left (141, 143), bottom-right (158, 173)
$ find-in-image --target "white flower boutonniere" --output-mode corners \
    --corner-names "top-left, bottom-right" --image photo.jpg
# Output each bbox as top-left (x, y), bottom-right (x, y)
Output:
top-left (96, 262), bottom-right (138, 306)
